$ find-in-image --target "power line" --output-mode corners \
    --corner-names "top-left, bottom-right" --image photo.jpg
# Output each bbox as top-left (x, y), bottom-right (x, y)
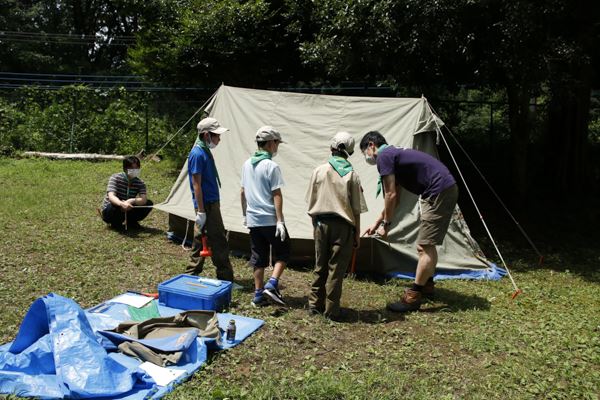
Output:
top-left (0, 72), bottom-right (143, 79)
top-left (1, 30), bottom-right (137, 40)
top-left (0, 30), bottom-right (136, 42)
top-left (0, 37), bottom-right (131, 46)
top-left (0, 30), bottom-right (137, 47)
top-left (0, 83), bottom-right (211, 92)
top-left (0, 77), bottom-right (149, 85)
top-left (0, 71), bottom-right (213, 92)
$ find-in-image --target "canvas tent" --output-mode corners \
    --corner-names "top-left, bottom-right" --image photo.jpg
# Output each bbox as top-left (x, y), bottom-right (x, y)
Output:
top-left (155, 85), bottom-right (503, 280)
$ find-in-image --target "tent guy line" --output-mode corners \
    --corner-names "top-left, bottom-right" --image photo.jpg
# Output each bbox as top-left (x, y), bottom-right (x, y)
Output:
top-left (430, 110), bottom-right (522, 297)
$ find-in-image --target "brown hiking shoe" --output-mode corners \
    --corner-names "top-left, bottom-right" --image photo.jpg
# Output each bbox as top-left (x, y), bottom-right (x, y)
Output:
top-left (387, 289), bottom-right (423, 313)
top-left (423, 280), bottom-right (435, 300)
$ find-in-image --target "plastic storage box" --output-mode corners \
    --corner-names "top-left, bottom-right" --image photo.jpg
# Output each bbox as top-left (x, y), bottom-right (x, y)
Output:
top-left (158, 274), bottom-right (232, 311)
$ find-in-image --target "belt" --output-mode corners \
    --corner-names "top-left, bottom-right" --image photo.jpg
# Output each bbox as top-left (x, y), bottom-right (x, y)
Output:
top-left (315, 213), bottom-right (344, 221)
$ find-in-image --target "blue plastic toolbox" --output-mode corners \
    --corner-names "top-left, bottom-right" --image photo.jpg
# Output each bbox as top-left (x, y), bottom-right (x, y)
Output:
top-left (158, 274), bottom-right (232, 311)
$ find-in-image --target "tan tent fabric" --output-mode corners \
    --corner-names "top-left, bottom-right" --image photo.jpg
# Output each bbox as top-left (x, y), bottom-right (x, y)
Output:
top-left (155, 85), bottom-right (492, 276)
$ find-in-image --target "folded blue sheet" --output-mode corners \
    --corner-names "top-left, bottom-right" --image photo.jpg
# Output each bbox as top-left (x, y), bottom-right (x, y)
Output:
top-left (0, 293), bottom-right (264, 399)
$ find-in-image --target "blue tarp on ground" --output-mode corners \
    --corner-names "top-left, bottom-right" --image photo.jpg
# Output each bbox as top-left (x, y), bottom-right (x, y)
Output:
top-left (0, 293), bottom-right (264, 399)
top-left (387, 262), bottom-right (506, 281)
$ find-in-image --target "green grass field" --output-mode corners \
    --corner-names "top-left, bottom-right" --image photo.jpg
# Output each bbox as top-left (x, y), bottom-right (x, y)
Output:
top-left (0, 158), bottom-right (598, 400)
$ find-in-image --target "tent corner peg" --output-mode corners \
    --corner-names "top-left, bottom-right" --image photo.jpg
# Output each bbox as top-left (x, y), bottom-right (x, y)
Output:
top-left (510, 288), bottom-right (523, 300)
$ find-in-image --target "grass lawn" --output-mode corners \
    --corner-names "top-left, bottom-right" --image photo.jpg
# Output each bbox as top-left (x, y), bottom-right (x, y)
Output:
top-left (0, 157), bottom-right (598, 400)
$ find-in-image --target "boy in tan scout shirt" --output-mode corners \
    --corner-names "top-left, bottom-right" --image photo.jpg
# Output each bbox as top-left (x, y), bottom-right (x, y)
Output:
top-left (305, 132), bottom-right (368, 320)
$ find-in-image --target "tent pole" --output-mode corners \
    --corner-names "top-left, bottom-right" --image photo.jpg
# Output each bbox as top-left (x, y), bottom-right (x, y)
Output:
top-left (428, 106), bottom-right (522, 295)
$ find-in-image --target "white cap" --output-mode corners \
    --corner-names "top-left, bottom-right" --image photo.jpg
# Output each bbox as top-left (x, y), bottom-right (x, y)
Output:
top-left (330, 131), bottom-right (355, 155)
top-left (197, 117), bottom-right (228, 134)
top-left (256, 125), bottom-right (285, 143)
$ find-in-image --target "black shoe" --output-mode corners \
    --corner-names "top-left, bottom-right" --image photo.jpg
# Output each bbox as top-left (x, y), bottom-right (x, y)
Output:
top-left (308, 306), bottom-right (324, 316)
top-left (264, 282), bottom-right (286, 306)
top-left (324, 309), bottom-right (348, 322)
top-left (110, 222), bottom-right (125, 231)
top-left (127, 221), bottom-right (142, 230)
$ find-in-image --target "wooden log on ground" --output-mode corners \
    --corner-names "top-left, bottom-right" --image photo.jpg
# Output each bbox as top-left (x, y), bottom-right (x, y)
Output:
top-left (22, 152), bottom-right (125, 161)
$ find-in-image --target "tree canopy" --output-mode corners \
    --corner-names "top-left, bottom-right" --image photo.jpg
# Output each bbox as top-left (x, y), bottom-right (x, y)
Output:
top-left (1, 0), bottom-right (599, 198)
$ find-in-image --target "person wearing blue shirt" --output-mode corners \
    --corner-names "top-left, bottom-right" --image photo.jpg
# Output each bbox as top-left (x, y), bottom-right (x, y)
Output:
top-left (186, 117), bottom-right (235, 282)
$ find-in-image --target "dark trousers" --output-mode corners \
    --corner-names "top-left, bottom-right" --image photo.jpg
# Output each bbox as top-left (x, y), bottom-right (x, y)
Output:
top-left (309, 216), bottom-right (354, 317)
top-left (102, 200), bottom-right (153, 227)
top-left (186, 202), bottom-right (234, 282)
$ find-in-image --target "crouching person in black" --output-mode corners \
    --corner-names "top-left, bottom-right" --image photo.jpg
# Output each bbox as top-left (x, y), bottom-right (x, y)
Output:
top-left (100, 155), bottom-right (153, 230)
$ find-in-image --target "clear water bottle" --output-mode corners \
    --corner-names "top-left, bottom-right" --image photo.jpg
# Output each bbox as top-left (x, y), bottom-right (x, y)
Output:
top-left (226, 319), bottom-right (236, 344)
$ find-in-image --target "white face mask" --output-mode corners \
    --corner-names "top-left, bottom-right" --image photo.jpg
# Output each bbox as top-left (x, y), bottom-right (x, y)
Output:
top-left (127, 168), bottom-right (141, 179)
top-left (206, 136), bottom-right (218, 149)
top-left (364, 146), bottom-right (376, 165)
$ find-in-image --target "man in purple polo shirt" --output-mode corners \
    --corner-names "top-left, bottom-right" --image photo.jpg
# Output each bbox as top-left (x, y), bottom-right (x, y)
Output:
top-left (360, 131), bottom-right (458, 312)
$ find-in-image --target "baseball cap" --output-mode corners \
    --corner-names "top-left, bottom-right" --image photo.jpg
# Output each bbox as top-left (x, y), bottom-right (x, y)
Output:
top-left (197, 117), bottom-right (229, 134)
top-left (255, 125), bottom-right (285, 143)
top-left (330, 131), bottom-right (355, 155)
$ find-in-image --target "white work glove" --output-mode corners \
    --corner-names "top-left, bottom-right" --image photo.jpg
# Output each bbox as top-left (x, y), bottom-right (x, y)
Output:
top-left (196, 212), bottom-right (207, 230)
top-left (242, 215), bottom-right (247, 228)
top-left (275, 221), bottom-right (287, 241)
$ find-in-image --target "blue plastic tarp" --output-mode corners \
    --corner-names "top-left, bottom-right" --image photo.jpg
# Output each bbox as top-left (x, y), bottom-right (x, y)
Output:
top-left (387, 262), bottom-right (506, 281)
top-left (0, 293), bottom-right (264, 399)
top-left (0, 293), bottom-right (146, 399)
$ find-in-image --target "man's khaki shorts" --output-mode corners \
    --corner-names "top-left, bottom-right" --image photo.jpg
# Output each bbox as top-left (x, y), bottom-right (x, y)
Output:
top-left (417, 184), bottom-right (459, 246)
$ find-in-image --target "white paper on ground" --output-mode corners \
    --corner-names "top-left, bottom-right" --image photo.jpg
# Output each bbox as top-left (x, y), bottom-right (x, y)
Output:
top-left (139, 362), bottom-right (186, 386)
top-left (106, 293), bottom-right (153, 308)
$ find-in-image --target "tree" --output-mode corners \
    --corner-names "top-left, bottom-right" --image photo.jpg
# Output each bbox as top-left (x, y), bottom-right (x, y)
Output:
top-left (298, 0), bottom-right (600, 201)
top-left (543, 0), bottom-right (599, 195)
top-left (0, 0), bottom-right (149, 74)
top-left (129, 0), bottom-right (311, 86)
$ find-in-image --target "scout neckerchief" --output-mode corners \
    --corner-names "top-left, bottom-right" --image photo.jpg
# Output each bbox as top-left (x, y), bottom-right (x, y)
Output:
top-left (328, 156), bottom-right (353, 177)
top-left (251, 150), bottom-right (272, 165)
top-left (375, 144), bottom-right (390, 198)
top-left (196, 139), bottom-right (221, 188)
top-left (122, 172), bottom-right (134, 199)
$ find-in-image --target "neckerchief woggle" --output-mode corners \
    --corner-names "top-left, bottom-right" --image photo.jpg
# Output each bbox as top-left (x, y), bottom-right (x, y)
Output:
top-left (375, 144), bottom-right (390, 198)
top-left (251, 150), bottom-right (272, 165)
top-left (328, 156), bottom-right (353, 177)
top-left (196, 140), bottom-right (221, 188)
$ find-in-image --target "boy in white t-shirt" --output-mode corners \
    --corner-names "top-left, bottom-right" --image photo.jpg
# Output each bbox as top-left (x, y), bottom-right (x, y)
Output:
top-left (240, 126), bottom-right (290, 307)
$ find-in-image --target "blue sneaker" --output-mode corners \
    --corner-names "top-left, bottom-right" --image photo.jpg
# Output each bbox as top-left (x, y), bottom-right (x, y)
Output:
top-left (251, 293), bottom-right (269, 307)
top-left (264, 281), bottom-right (286, 306)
